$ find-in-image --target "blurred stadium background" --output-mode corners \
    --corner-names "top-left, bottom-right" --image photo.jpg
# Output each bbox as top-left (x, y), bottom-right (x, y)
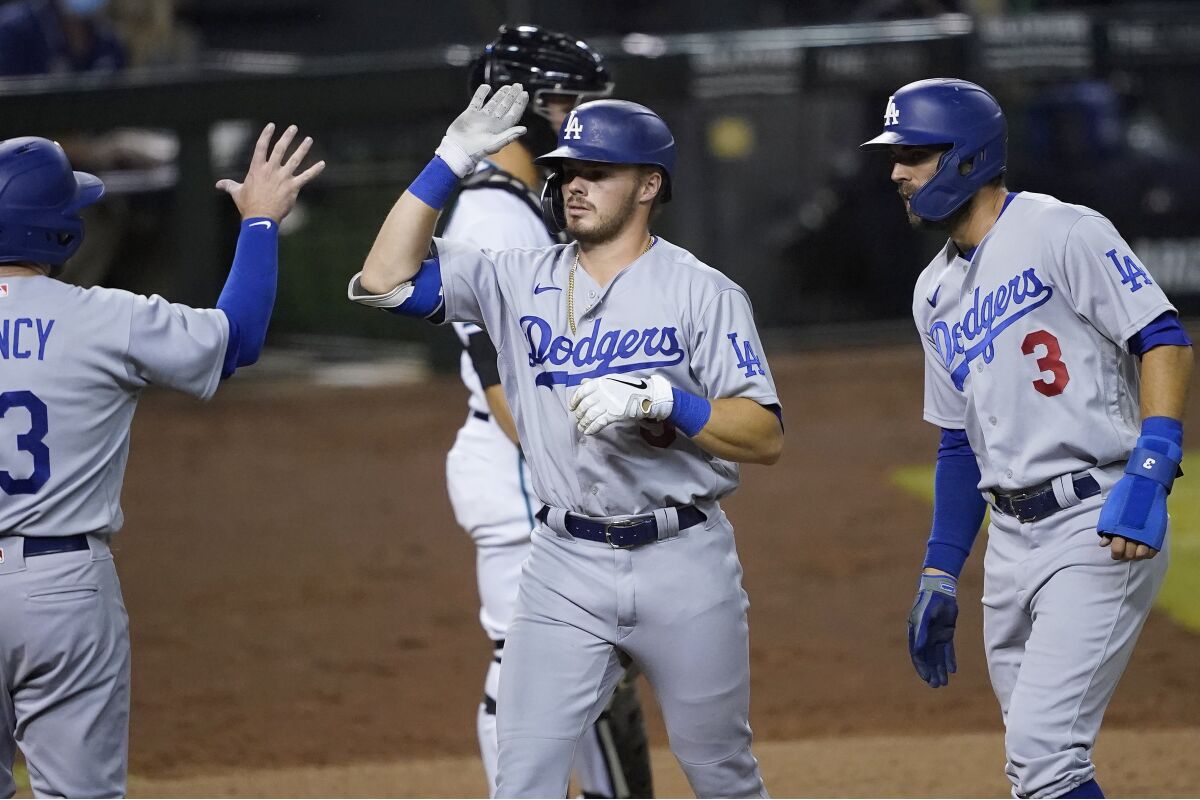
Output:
top-left (7, 0), bottom-right (1200, 796)
top-left (6, 0), bottom-right (1200, 360)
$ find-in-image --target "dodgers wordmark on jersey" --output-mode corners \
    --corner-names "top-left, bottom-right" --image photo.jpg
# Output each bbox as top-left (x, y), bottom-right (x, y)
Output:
top-left (429, 235), bottom-right (779, 517)
top-left (0, 277), bottom-right (228, 534)
top-left (914, 192), bottom-right (1173, 491)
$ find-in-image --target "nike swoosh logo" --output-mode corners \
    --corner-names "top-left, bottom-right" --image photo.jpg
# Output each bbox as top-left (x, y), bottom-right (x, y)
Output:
top-left (533, 284), bottom-right (561, 294)
top-left (250, 220), bottom-right (273, 229)
top-left (609, 377), bottom-right (648, 389)
top-left (927, 286), bottom-right (941, 307)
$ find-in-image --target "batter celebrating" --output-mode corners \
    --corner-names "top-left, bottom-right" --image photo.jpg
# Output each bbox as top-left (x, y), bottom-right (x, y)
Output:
top-left (439, 25), bottom-right (652, 798)
top-left (862, 79), bottom-right (1192, 798)
top-left (0, 128), bottom-right (322, 797)
top-left (350, 85), bottom-right (782, 797)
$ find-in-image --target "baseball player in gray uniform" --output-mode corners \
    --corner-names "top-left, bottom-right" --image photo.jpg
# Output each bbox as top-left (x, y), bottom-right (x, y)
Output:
top-left (0, 127), bottom-right (322, 797)
top-left (439, 25), bottom-right (653, 799)
top-left (862, 79), bottom-right (1192, 798)
top-left (349, 85), bottom-right (782, 798)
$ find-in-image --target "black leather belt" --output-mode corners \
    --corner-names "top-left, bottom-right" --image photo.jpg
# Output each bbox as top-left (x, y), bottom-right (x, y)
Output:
top-left (535, 504), bottom-right (706, 548)
top-left (471, 410), bottom-right (490, 422)
top-left (989, 475), bottom-right (1101, 524)
top-left (17, 534), bottom-right (90, 557)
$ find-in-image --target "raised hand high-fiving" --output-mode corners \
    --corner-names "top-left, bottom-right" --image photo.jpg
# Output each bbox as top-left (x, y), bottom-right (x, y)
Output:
top-left (436, 83), bottom-right (529, 177)
top-left (216, 123), bottom-right (326, 222)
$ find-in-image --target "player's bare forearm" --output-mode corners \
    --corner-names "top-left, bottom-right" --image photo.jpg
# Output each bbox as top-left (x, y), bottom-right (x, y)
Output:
top-left (1140, 344), bottom-right (1193, 420)
top-left (690, 398), bottom-right (783, 465)
top-left (360, 191), bottom-right (440, 295)
top-left (484, 384), bottom-right (521, 446)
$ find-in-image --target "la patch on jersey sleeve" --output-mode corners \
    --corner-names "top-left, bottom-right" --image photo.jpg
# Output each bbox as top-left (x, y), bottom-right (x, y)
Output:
top-left (690, 288), bottom-right (780, 407)
top-left (1060, 214), bottom-right (1175, 346)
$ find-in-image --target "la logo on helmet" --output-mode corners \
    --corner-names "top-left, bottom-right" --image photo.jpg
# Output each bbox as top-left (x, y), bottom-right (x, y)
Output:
top-left (884, 96), bottom-right (900, 126)
top-left (564, 111), bottom-right (584, 140)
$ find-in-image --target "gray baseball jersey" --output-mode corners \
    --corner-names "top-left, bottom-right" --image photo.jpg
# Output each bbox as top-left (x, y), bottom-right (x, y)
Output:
top-left (429, 235), bottom-right (779, 515)
top-left (0, 275), bottom-right (228, 534)
top-left (912, 190), bottom-right (1176, 797)
top-left (1, 273), bottom-right (227, 798)
top-left (914, 191), bottom-right (1173, 491)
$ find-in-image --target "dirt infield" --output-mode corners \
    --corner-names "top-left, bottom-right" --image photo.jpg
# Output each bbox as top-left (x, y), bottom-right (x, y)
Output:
top-left (105, 345), bottom-right (1200, 796)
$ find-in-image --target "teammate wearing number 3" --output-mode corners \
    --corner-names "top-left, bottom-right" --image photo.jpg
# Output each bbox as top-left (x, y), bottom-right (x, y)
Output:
top-left (863, 79), bottom-right (1192, 798)
top-left (0, 128), bottom-right (322, 797)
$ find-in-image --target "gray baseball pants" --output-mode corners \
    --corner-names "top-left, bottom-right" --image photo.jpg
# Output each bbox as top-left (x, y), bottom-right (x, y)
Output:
top-left (0, 535), bottom-right (129, 799)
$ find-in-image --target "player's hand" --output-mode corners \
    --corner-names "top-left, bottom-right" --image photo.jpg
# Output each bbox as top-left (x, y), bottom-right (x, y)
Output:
top-left (1098, 473), bottom-right (1167, 561)
top-left (569, 374), bottom-right (673, 436)
top-left (436, 83), bottom-right (528, 178)
top-left (216, 123), bottom-right (325, 223)
top-left (1098, 534), bottom-right (1158, 561)
top-left (908, 572), bottom-right (958, 689)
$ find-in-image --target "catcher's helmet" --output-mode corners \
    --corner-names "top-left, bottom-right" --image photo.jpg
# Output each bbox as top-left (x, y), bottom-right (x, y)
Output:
top-left (0, 137), bottom-right (104, 266)
top-left (861, 78), bottom-right (1006, 221)
top-left (534, 99), bottom-right (676, 232)
top-left (471, 24), bottom-right (612, 120)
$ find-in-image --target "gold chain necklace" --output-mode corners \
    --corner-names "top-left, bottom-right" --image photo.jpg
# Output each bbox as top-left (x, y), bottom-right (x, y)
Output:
top-left (567, 236), bottom-right (655, 335)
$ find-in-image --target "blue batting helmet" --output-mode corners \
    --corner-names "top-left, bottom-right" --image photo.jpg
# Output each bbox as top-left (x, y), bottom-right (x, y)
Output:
top-left (861, 78), bottom-right (1006, 221)
top-left (0, 137), bottom-right (104, 266)
top-left (535, 99), bottom-right (675, 231)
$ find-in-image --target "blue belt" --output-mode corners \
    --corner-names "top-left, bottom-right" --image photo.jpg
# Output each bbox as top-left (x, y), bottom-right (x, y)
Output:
top-left (988, 475), bottom-right (1101, 524)
top-left (18, 534), bottom-right (90, 557)
top-left (536, 504), bottom-right (706, 548)
top-left (471, 410), bottom-right (490, 422)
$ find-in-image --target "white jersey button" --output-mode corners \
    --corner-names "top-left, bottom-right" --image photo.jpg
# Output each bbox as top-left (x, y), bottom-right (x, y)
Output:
top-left (591, 485), bottom-right (599, 495)
top-left (989, 416), bottom-right (997, 425)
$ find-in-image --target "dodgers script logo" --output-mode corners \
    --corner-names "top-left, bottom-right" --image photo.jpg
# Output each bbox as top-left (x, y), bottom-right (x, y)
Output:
top-left (521, 316), bottom-right (685, 387)
top-left (928, 267), bottom-right (1053, 390)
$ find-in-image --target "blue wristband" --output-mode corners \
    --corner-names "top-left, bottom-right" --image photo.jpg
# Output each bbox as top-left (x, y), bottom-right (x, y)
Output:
top-left (1125, 416), bottom-right (1185, 491)
top-left (408, 156), bottom-right (459, 210)
top-left (1142, 415), bottom-right (1183, 446)
top-left (668, 387), bottom-right (711, 437)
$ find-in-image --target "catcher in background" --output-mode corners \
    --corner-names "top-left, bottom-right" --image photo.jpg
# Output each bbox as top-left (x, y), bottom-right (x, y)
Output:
top-left (437, 25), bottom-right (653, 799)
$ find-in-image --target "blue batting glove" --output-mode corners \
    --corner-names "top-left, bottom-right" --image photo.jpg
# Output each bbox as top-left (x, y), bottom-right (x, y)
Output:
top-left (1097, 473), bottom-right (1169, 551)
top-left (1098, 419), bottom-right (1183, 552)
top-left (908, 573), bottom-right (958, 689)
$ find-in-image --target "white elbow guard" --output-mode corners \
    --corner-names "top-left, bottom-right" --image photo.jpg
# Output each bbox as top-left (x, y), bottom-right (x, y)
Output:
top-left (346, 272), bottom-right (415, 309)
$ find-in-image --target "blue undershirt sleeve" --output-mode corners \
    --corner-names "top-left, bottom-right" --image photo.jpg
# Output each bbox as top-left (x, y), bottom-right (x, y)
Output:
top-left (1128, 311), bottom-right (1192, 356)
top-left (924, 427), bottom-right (988, 577)
top-left (216, 217), bottom-right (278, 378)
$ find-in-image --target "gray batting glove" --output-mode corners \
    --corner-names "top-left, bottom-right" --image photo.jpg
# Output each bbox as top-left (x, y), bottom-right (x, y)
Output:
top-left (436, 83), bottom-right (529, 177)
top-left (569, 375), bottom-right (674, 436)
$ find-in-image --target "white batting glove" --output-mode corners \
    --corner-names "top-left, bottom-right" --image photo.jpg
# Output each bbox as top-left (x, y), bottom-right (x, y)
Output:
top-left (435, 83), bottom-right (529, 177)
top-left (569, 375), bottom-right (674, 436)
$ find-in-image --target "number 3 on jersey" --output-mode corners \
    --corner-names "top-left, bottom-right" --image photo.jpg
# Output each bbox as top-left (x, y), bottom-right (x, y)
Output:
top-left (1021, 330), bottom-right (1070, 397)
top-left (0, 390), bottom-right (50, 494)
